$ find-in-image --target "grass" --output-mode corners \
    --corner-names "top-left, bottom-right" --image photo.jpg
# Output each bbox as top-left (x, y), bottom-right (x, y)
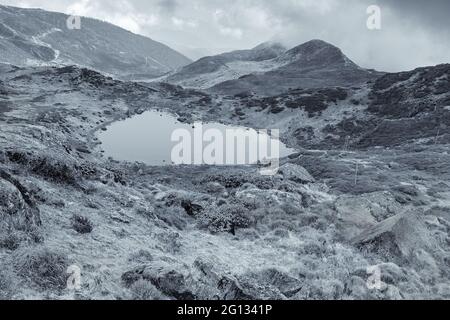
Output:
top-left (130, 279), bottom-right (166, 300)
top-left (71, 214), bottom-right (93, 234)
top-left (13, 246), bottom-right (69, 290)
top-left (0, 270), bottom-right (13, 299)
top-left (0, 232), bottom-right (21, 251)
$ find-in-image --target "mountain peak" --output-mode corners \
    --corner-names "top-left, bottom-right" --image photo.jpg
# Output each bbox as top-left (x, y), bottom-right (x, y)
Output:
top-left (299, 39), bottom-right (336, 48)
top-left (278, 39), bottom-right (357, 69)
top-left (289, 39), bottom-right (340, 53)
top-left (252, 41), bottom-right (286, 52)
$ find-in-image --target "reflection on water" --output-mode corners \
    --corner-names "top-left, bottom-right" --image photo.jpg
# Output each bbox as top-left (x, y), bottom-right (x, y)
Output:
top-left (98, 110), bottom-right (295, 166)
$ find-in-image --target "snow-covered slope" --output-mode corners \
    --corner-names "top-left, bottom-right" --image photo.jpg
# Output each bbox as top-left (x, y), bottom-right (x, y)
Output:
top-left (0, 5), bottom-right (191, 79)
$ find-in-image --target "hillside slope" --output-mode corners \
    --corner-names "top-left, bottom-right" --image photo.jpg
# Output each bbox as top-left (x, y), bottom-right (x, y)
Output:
top-left (165, 42), bottom-right (286, 89)
top-left (0, 5), bottom-right (191, 79)
top-left (210, 40), bottom-right (380, 96)
top-left (0, 63), bottom-right (449, 300)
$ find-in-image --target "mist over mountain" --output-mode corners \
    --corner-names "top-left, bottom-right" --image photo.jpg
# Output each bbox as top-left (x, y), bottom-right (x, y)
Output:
top-left (166, 40), bottom-right (381, 96)
top-left (210, 40), bottom-right (381, 96)
top-left (0, 5), bottom-right (191, 79)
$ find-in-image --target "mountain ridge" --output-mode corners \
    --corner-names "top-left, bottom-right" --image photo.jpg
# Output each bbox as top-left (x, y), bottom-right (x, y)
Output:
top-left (164, 41), bottom-right (287, 89)
top-left (0, 5), bottom-right (192, 79)
top-left (166, 39), bottom-right (381, 95)
top-left (210, 39), bottom-right (380, 96)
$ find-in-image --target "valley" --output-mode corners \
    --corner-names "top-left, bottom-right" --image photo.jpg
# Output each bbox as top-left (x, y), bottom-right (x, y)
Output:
top-left (0, 5), bottom-right (449, 301)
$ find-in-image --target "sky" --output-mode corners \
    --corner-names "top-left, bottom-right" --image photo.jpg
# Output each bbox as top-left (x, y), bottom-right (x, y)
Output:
top-left (1, 0), bottom-right (449, 72)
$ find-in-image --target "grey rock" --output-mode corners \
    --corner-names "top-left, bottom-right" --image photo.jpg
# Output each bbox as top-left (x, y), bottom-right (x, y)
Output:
top-left (278, 163), bottom-right (315, 184)
top-left (122, 261), bottom-right (196, 300)
top-left (351, 211), bottom-right (433, 261)
top-left (256, 268), bottom-right (304, 298)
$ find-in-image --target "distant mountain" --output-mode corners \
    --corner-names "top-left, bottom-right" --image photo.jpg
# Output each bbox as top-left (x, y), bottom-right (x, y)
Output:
top-left (0, 5), bottom-right (191, 79)
top-left (166, 44), bottom-right (214, 62)
top-left (165, 41), bottom-right (286, 89)
top-left (210, 40), bottom-right (381, 96)
top-left (274, 39), bottom-right (359, 67)
top-left (165, 39), bottom-right (380, 96)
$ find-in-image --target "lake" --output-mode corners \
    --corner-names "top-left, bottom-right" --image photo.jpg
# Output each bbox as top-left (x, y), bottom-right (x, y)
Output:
top-left (98, 110), bottom-right (295, 166)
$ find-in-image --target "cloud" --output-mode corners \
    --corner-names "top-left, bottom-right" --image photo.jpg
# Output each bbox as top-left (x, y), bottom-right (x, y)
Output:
top-left (1, 0), bottom-right (449, 71)
top-left (171, 17), bottom-right (197, 29)
top-left (378, 0), bottom-right (450, 31)
top-left (157, 0), bottom-right (177, 14)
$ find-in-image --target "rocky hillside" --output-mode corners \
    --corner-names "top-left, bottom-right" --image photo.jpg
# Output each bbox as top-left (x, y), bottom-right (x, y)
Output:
top-left (166, 40), bottom-right (380, 96)
top-left (0, 5), bottom-right (191, 79)
top-left (211, 40), bottom-right (380, 96)
top-left (165, 42), bottom-right (286, 89)
top-left (221, 63), bottom-right (450, 151)
top-left (0, 2), bottom-right (448, 298)
top-left (0, 61), bottom-right (449, 300)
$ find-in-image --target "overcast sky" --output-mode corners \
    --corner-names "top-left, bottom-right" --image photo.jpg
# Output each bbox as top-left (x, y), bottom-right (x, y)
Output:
top-left (2, 0), bottom-right (449, 71)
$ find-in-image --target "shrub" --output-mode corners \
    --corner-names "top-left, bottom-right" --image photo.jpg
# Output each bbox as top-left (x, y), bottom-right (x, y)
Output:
top-left (13, 247), bottom-right (69, 290)
top-left (0, 232), bottom-right (21, 251)
top-left (198, 204), bottom-right (254, 234)
top-left (154, 206), bottom-right (188, 231)
top-left (0, 176), bottom-right (42, 242)
top-left (71, 214), bottom-right (93, 234)
top-left (6, 151), bottom-right (98, 185)
top-left (0, 178), bottom-right (24, 216)
top-left (31, 156), bottom-right (78, 185)
top-left (7, 151), bottom-right (78, 185)
top-left (0, 270), bottom-right (13, 299)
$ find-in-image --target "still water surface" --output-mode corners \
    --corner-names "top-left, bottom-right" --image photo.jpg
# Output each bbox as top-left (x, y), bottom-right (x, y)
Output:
top-left (98, 110), bottom-right (294, 166)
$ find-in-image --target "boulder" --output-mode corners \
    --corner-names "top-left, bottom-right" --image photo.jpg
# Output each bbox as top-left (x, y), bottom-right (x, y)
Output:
top-left (255, 268), bottom-right (304, 298)
top-left (193, 257), bottom-right (288, 300)
top-left (278, 163), bottom-right (315, 184)
top-left (392, 184), bottom-right (428, 206)
top-left (181, 200), bottom-right (203, 217)
top-left (334, 191), bottom-right (401, 240)
top-left (205, 182), bottom-right (227, 197)
top-left (351, 211), bottom-right (431, 261)
top-left (121, 261), bottom-right (196, 300)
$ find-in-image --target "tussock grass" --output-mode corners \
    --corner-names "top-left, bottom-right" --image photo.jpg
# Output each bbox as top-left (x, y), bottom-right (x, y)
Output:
top-left (0, 270), bottom-right (13, 299)
top-left (130, 279), bottom-right (166, 300)
top-left (0, 232), bottom-right (21, 251)
top-left (13, 246), bottom-right (69, 290)
top-left (71, 214), bottom-right (93, 234)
